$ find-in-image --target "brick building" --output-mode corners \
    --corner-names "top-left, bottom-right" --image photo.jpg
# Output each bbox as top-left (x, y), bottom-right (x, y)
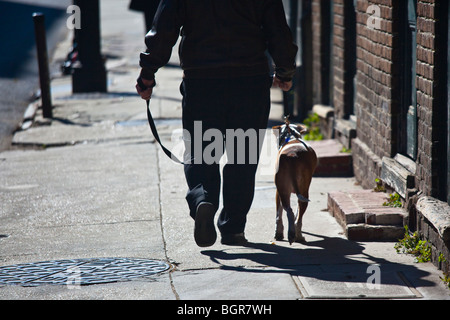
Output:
top-left (283, 0), bottom-right (449, 272)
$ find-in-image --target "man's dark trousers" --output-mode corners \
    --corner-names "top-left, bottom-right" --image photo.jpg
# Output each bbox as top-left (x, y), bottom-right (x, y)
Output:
top-left (181, 74), bottom-right (272, 235)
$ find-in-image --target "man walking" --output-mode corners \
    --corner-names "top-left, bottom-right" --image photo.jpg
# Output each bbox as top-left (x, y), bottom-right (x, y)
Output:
top-left (136, 0), bottom-right (297, 247)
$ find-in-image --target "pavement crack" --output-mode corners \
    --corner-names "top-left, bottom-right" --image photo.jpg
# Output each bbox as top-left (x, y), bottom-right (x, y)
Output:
top-left (156, 144), bottom-right (180, 300)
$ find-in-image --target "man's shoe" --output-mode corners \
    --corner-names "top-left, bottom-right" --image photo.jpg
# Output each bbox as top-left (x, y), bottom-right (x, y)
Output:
top-left (221, 232), bottom-right (248, 246)
top-left (194, 202), bottom-right (217, 247)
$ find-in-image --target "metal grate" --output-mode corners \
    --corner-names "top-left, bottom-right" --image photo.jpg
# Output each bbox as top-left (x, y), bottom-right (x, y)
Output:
top-left (0, 258), bottom-right (171, 287)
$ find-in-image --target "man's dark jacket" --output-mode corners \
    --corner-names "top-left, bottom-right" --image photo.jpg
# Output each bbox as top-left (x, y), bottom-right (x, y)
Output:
top-left (139, 0), bottom-right (297, 82)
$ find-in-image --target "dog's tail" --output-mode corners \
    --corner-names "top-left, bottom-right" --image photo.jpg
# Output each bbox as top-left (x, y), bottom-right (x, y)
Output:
top-left (297, 193), bottom-right (310, 202)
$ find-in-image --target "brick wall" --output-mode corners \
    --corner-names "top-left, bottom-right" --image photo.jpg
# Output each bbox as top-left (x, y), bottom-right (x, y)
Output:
top-left (416, 0), bottom-right (436, 197)
top-left (307, 0), bottom-right (450, 269)
top-left (312, 0), bottom-right (322, 105)
top-left (352, 0), bottom-right (448, 196)
top-left (415, 0), bottom-right (448, 198)
top-left (355, 0), bottom-right (396, 159)
top-left (332, 0), bottom-right (356, 120)
top-left (332, 0), bottom-right (346, 119)
top-left (414, 1), bottom-right (450, 273)
top-left (352, 0), bottom-right (398, 187)
top-left (308, 0), bottom-right (448, 198)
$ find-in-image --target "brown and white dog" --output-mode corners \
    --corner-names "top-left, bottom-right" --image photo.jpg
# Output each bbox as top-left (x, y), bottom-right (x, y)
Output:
top-left (272, 117), bottom-right (317, 244)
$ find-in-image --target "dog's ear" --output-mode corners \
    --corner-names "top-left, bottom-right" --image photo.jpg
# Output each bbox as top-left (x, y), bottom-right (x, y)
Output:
top-left (272, 125), bottom-right (281, 138)
top-left (272, 125), bottom-right (281, 133)
top-left (297, 124), bottom-right (308, 134)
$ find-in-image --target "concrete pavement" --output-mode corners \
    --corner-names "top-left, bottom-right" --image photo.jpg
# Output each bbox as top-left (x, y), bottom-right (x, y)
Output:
top-left (1, 0), bottom-right (449, 301)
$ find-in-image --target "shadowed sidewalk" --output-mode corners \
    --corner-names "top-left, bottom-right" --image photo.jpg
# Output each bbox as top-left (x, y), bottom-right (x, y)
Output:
top-left (0, 0), bottom-right (449, 301)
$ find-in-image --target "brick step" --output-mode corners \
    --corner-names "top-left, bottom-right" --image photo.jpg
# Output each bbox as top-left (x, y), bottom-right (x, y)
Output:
top-left (309, 139), bottom-right (353, 177)
top-left (327, 190), bottom-right (408, 241)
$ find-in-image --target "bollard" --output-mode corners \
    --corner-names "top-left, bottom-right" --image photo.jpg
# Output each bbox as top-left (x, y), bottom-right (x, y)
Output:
top-left (32, 12), bottom-right (53, 118)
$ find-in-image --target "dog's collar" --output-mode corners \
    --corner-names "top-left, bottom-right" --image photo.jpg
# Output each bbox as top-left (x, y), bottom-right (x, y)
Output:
top-left (278, 124), bottom-right (303, 149)
top-left (278, 135), bottom-right (302, 150)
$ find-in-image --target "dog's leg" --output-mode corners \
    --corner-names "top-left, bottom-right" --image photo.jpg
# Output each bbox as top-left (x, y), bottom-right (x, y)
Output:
top-left (275, 191), bottom-right (284, 240)
top-left (278, 192), bottom-right (295, 244)
top-left (295, 191), bottom-right (309, 243)
top-left (285, 205), bottom-right (296, 245)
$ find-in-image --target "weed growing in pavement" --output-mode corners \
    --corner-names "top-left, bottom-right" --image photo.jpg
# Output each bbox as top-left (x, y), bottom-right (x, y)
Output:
top-left (395, 223), bottom-right (450, 290)
top-left (438, 254), bottom-right (450, 290)
top-left (373, 178), bottom-right (386, 192)
top-left (440, 273), bottom-right (450, 290)
top-left (394, 226), bottom-right (431, 263)
top-left (373, 179), bottom-right (402, 207)
top-left (383, 192), bottom-right (402, 208)
top-left (340, 146), bottom-right (351, 153)
top-left (302, 113), bottom-right (323, 141)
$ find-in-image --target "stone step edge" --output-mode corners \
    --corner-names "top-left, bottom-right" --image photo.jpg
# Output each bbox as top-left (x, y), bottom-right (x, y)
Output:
top-left (327, 190), bottom-right (408, 241)
top-left (308, 139), bottom-right (353, 177)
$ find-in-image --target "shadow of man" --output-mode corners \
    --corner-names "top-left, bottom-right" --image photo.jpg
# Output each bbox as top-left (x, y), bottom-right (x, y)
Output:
top-left (201, 231), bottom-right (434, 288)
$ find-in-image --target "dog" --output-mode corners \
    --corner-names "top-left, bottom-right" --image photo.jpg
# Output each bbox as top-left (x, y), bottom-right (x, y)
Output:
top-left (272, 116), bottom-right (317, 244)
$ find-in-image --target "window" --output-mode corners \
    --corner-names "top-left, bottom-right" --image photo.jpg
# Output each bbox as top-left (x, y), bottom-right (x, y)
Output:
top-left (399, 0), bottom-right (417, 160)
top-left (320, 0), bottom-right (334, 107)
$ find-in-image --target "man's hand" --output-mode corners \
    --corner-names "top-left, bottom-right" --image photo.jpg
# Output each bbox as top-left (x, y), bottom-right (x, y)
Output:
top-left (136, 77), bottom-right (155, 100)
top-left (272, 77), bottom-right (292, 92)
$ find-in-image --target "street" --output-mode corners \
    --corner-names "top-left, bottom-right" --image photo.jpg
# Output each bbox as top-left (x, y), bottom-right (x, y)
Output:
top-left (0, 0), bottom-right (70, 151)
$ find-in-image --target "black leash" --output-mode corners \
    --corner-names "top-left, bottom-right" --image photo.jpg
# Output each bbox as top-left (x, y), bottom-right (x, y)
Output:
top-left (138, 78), bottom-right (184, 164)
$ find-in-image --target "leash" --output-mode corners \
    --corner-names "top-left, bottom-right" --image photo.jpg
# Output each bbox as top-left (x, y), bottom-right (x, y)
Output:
top-left (139, 78), bottom-right (184, 164)
top-left (277, 115), bottom-right (308, 150)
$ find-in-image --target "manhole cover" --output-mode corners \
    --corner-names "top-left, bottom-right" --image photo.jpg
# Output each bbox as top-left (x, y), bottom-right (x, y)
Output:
top-left (0, 258), bottom-right (171, 287)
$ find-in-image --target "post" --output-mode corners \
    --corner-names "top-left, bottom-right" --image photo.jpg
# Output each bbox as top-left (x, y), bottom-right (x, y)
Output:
top-left (298, 0), bottom-right (313, 122)
top-left (447, 0), bottom-right (450, 205)
top-left (72, 0), bottom-right (107, 93)
top-left (32, 13), bottom-right (52, 118)
top-left (282, 0), bottom-right (298, 118)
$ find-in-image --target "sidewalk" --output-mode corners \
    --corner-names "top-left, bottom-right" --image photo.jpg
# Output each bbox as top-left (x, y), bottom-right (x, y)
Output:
top-left (0, 0), bottom-right (449, 300)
